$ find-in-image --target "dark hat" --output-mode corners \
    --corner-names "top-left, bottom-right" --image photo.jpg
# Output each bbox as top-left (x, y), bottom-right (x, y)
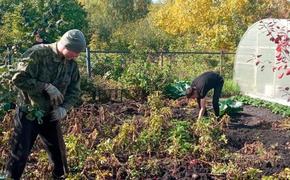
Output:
top-left (59, 29), bottom-right (86, 53)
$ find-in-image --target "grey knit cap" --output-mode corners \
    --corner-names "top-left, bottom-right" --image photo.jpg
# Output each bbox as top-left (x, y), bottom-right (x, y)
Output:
top-left (59, 29), bottom-right (86, 53)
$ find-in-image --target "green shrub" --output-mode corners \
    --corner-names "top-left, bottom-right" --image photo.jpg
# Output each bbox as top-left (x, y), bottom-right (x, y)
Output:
top-left (120, 60), bottom-right (174, 96)
top-left (222, 79), bottom-right (240, 97)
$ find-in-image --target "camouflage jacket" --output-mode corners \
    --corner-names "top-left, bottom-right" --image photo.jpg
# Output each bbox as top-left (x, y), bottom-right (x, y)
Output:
top-left (12, 43), bottom-right (81, 113)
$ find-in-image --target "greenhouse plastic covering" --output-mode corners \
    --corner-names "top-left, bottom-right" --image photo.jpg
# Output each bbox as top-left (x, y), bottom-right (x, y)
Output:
top-left (234, 18), bottom-right (290, 106)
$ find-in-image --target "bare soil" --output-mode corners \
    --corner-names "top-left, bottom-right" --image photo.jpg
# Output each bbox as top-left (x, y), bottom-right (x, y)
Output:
top-left (115, 100), bottom-right (290, 178)
top-left (225, 105), bottom-right (290, 176)
top-left (1, 101), bottom-right (289, 179)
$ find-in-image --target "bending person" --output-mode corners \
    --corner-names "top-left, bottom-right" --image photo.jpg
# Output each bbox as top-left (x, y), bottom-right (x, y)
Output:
top-left (186, 71), bottom-right (224, 120)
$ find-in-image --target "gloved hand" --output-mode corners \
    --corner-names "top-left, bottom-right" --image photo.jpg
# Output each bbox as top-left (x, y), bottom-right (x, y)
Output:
top-left (51, 106), bottom-right (67, 122)
top-left (44, 83), bottom-right (64, 106)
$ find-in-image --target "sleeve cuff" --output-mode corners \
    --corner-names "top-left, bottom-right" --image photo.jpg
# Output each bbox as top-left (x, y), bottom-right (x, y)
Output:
top-left (61, 104), bottom-right (72, 112)
top-left (38, 82), bottom-right (47, 92)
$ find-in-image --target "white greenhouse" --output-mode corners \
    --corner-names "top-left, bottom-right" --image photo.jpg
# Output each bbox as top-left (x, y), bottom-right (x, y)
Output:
top-left (234, 18), bottom-right (290, 106)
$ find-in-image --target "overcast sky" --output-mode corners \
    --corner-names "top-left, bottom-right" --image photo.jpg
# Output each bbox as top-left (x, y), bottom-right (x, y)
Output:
top-left (152, 0), bottom-right (161, 3)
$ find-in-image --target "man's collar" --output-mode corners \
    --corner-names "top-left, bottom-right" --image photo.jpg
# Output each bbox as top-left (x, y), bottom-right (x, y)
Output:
top-left (49, 42), bottom-right (65, 62)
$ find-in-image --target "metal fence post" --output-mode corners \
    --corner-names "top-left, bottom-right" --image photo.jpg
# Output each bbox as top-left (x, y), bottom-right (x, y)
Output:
top-left (160, 51), bottom-right (164, 67)
top-left (5, 46), bottom-right (12, 65)
top-left (86, 47), bottom-right (91, 78)
top-left (220, 50), bottom-right (224, 75)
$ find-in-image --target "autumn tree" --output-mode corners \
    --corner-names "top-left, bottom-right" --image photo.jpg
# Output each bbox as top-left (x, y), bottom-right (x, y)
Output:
top-left (84, 0), bottom-right (151, 49)
top-left (151, 0), bottom-right (289, 51)
top-left (0, 0), bottom-right (87, 52)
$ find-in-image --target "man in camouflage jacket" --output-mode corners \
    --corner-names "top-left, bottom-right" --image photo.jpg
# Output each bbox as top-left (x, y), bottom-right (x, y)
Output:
top-left (6, 29), bottom-right (86, 180)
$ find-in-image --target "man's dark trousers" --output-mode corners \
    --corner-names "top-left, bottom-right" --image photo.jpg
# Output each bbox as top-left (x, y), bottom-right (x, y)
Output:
top-left (6, 112), bottom-right (66, 179)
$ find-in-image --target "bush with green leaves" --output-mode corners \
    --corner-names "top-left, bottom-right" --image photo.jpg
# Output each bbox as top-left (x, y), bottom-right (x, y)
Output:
top-left (167, 120), bottom-right (194, 157)
top-left (219, 98), bottom-right (243, 116)
top-left (120, 60), bottom-right (175, 96)
top-left (0, 0), bottom-right (88, 53)
top-left (91, 55), bottom-right (125, 81)
top-left (111, 18), bottom-right (174, 56)
top-left (0, 65), bottom-right (18, 119)
top-left (165, 55), bottom-right (215, 81)
top-left (163, 80), bottom-right (190, 100)
top-left (193, 117), bottom-right (229, 161)
top-left (234, 95), bottom-right (290, 117)
top-left (222, 79), bottom-right (240, 97)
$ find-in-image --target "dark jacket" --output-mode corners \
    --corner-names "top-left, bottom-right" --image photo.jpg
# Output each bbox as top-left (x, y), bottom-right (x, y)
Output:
top-left (191, 71), bottom-right (223, 99)
top-left (12, 43), bottom-right (81, 112)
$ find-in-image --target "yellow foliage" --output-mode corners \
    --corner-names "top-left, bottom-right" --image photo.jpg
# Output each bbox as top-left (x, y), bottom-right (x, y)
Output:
top-left (0, 6), bottom-right (25, 45)
top-left (151, 0), bottom-right (288, 51)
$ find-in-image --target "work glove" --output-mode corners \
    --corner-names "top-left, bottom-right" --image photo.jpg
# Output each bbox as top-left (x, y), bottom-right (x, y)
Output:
top-left (51, 106), bottom-right (67, 122)
top-left (44, 83), bottom-right (64, 106)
